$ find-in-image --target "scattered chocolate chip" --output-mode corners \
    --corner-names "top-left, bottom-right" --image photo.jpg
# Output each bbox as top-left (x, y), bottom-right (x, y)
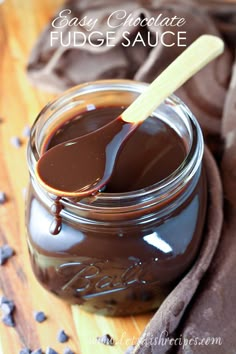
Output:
top-left (45, 348), bottom-right (58, 354)
top-left (1, 300), bottom-right (15, 315)
top-left (1, 303), bottom-right (13, 315)
top-left (97, 333), bottom-right (115, 346)
top-left (19, 349), bottom-right (31, 354)
top-left (124, 345), bottom-right (135, 354)
top-left (0, 296), bottom-right (15, 323)
top-left (2, 313), bottom-right (15, 327)
top-left (0, 191), bottom-right (7, 204)
top-left (0, 244), bottom-right (14, 265)
top-left (10, 136), bottom-right (22, 148)
top-left (31, 349), bottom-right (42, 354)
top-left (22, 125), bottom-right (31, 138)
top-left (33, 311), bottom-right (46, 323)
top-left (57, 329), bottom-right (69, 343)
top-left (63, 348), bottom-right (74, 354)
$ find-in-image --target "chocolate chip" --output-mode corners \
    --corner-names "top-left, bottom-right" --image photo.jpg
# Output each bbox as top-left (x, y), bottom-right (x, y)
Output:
top-left (97, 333), bottom-right (115, 346)
top-left (0, 296), bottom-right (15, 323)
top-left (22, 125), bottom-right (31, 138)
top-left (124, 345), bottom-right (135, 354)
top-left (0, 244), bottom-right (14, 265)
top-left (2, 245), bottom-right (14, 258)
top-left (57, 329), bottom-right (69, 343)
top-left (2, 313), bottom-right (15, 327)
top-left (63, 348), bottom-right (74, 354)
top-left (31, 349), bottom-right (43, 354)
top-left (1, 301), bottom-right (15, 315)
top-left (10, 136), bottom-right (22, 148)
top-left (45, 348), bottom-right (58, 354)
top-left (33, 311), bottom-right (46, 323)
top-left (0, 191), bottom-right (7, 204)
top-left (0, 296), bottom-right (14, 309)
top-left (19, 349), bottom-right (31, 354)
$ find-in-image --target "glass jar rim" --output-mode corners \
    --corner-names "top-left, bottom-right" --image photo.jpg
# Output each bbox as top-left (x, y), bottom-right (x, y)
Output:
top-left (28, 79), bottom-right (204, 211)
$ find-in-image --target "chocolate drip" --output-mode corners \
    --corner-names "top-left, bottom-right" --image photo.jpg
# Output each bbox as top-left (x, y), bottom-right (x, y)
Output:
top-left (49, 198), bottom-right (63, 235)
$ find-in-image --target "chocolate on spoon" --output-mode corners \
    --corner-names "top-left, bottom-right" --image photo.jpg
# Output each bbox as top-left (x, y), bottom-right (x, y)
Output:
top-left (36, 35), bottom-right (224, 198)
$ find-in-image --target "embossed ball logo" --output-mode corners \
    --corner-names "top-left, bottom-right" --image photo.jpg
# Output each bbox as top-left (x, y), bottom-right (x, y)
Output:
top-left (57, 258), bottom-right (160, 296)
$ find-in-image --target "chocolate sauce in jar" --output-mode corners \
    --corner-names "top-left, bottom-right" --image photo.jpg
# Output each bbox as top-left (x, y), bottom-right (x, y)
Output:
top-left (37, 106), bottom-right (186, 236)
top-left (26, 81), bottom-right (207, 316)
top-left (41, 106), bottom-right (186, 194)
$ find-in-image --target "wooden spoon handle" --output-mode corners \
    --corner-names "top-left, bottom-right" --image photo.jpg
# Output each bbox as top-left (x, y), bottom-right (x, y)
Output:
top-left (121, 35), bottom-right (224, 124)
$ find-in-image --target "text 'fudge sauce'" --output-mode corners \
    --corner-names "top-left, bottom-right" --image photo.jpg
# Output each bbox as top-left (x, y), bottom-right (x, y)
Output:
top-left (26, 80), bottom-right (207, 315)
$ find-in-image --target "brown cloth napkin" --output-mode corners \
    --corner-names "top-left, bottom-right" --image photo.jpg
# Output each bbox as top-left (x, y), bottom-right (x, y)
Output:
top-left (27, 1), bottom-right (236, 353)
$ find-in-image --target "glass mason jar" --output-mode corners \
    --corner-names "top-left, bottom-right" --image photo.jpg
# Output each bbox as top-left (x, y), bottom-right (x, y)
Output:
top-left (26, 80), bottom-right (207, 316)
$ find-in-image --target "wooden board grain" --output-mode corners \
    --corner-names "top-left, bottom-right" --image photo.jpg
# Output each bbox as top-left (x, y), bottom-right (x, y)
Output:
top-left (0, 1), bottom-right (152, 353)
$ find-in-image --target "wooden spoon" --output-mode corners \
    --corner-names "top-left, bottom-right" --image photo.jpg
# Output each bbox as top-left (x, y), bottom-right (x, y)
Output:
top-left (36, 35), bottom-right (224, 198)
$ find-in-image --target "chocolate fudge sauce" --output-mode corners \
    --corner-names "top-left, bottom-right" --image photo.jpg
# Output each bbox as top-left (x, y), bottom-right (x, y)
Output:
top-left (37, 114), bottom-right (137, 196)
top-left (39, 106), bottom-right (186, 193)
top-left (37, 106), bottom-right (186, 235)
top-left (26, 104), bottom-right (207, 315)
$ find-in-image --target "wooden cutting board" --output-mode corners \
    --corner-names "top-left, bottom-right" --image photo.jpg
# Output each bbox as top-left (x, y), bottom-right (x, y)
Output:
top-left (0, 1), bottom-right (152, 353)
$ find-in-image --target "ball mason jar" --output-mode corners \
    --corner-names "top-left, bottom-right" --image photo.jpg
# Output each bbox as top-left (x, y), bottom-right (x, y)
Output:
top-left (26, 80), bottom-right (207, 316)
